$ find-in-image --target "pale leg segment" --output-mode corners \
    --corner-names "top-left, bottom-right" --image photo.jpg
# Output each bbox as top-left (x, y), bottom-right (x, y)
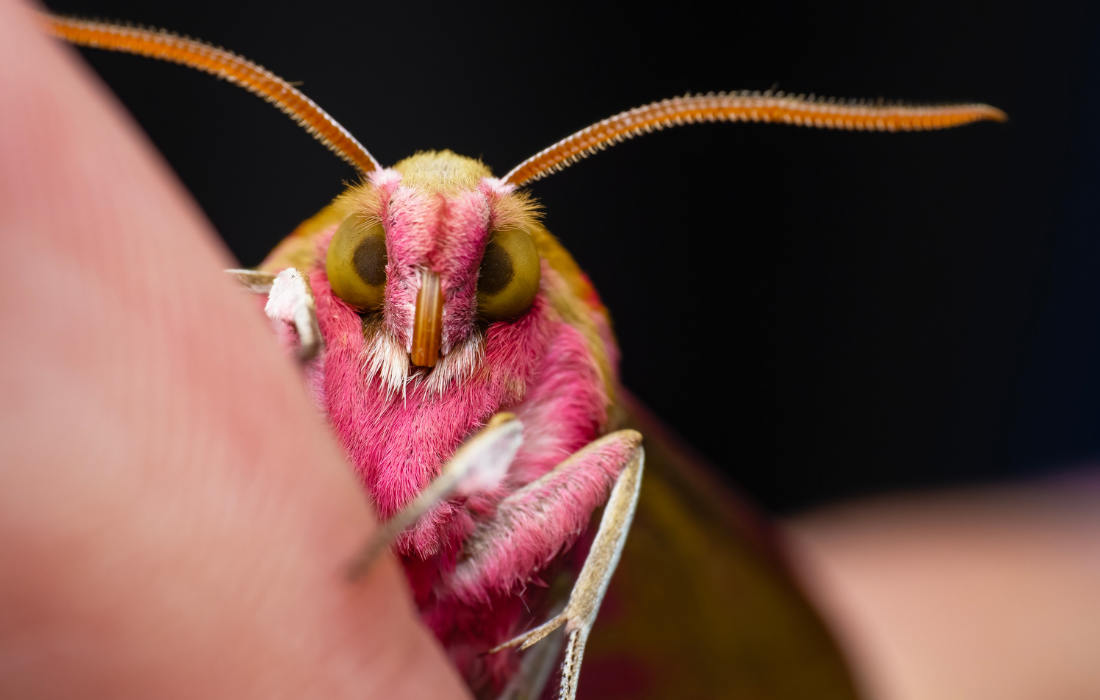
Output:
top-left (228, 267), bottom-right (322, 362)
top-left (263, 268), bottom-right (321, 361)
top-left (346, 414), bottom-right (524, 580)
top-left (488, 431), bottom-right (645, 700)
top-left (226, 268), bottom-right (276, 293)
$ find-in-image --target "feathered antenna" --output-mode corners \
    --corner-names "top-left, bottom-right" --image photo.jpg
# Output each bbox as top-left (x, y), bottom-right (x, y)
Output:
top-left (41, 14), bottom-right (380, 175)
top-left (502, 91), bottom-right (1007, 187)
top-left (41, 15), bottom-right (1006, 190)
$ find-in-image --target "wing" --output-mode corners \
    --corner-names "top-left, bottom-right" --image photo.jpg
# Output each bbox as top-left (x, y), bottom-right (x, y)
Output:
top-left (569, 390), bottom-right (861, 700)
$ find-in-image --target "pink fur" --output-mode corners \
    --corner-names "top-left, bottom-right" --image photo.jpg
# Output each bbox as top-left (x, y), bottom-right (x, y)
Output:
top-left (507, 307), bottom-right (609, 486)
top-left (445, 433), bottom-right (635, 604)
top-left (378, 181), bottom-right (489, 354)
top-left (313, 258), bottom-right (599, 558)
top-left (368, 167), bottom-right (403, 189)
top-left (479, 176), bottom-right (517, 199)
top-left (288, 177), bottom-right (617, 694)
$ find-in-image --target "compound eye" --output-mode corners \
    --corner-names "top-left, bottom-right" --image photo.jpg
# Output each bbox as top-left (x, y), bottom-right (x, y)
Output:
top-left (326, 215), bottom-right (388, 311)
top-left (477, 228), bottom-right (540, 321)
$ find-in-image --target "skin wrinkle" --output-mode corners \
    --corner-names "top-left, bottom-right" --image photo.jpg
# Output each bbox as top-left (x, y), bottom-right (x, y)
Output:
top-left (0, 1), bottom-right (470, 697)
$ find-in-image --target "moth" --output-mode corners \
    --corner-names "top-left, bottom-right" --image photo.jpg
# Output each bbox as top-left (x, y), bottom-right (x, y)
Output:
top-left (43, 14), bottom-right (1005, 700)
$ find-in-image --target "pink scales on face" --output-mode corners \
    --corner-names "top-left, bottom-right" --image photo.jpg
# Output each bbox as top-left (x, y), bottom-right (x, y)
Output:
top-left (263, 151), bottom-right (634, 692)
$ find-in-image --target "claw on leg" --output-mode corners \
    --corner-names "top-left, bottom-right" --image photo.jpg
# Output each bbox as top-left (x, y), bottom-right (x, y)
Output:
top-left (346, 414), bottom-right (524, 580)
top-left (488, 433), bottom-right (645, 700)
top-left (557, 628), bottom-right (589, 700)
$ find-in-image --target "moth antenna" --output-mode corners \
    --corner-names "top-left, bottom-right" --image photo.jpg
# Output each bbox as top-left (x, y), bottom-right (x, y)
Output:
top-left (503, 93), bottom-right (1006, 187)
top-left (41, 13), bottom-right (380, 175)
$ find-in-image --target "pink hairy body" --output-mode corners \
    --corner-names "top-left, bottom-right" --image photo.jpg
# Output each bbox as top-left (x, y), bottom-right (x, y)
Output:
top-left (259, 154), bottom-right (627, 690)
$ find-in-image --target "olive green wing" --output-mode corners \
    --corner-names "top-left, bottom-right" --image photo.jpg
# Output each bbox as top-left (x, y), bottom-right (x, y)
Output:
top-left (573, 391), bottom-right (861, 700)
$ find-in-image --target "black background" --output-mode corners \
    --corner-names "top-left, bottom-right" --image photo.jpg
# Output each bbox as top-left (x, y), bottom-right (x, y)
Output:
top-left (43, 0), bottom-right (1100, 514)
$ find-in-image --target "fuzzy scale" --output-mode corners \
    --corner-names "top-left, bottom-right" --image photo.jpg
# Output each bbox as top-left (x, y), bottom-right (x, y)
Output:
top-left (445, 433), bottom-right (637, 604)
top-left (311, 237), bottom-right (610, 547)
top-left (266, 154), bottom-right (620, 692)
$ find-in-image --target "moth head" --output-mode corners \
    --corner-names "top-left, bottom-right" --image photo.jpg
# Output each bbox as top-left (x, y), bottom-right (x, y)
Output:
top-left (326, 151), bottom-right (541, 368)
top-left (42, 17), bottom-right (1006, 373)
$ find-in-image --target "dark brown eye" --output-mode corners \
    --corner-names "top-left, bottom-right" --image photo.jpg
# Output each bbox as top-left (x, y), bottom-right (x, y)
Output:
top-left (477, 229), bottom-right (540, 320)
top-left (326, 215), bottom-right (388, 310)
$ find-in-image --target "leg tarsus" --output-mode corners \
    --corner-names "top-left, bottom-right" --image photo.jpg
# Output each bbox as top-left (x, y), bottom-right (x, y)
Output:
top-left (489, 438), bottom-right (644, 700)
top-left (490, 611), bottom-right (568, 653)
top-left (226, 268), bottom-right (276, 292)
top-left (558, 628), bottom-right (589, 700)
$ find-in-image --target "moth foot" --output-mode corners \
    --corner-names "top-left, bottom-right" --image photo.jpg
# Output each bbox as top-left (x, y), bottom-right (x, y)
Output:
top-left (488, 434), bottom-right (644, 700)
top-left (491, 610), bottom-right (569, 654)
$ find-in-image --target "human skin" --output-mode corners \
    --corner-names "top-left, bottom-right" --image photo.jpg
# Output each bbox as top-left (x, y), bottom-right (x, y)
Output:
top-left (786, 475), bottom-right (1100, 700)
top-left (0, 0), bottom-right (470, 697)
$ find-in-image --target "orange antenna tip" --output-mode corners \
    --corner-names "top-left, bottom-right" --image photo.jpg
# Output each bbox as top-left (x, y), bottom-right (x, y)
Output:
top-left (40, 13), bottom-right (380, 175)
top-left (504, 93), bottom-right (1007, 187)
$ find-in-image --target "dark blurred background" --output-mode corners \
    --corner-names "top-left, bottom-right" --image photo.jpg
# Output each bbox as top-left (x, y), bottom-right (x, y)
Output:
top-left (43, 0), bottom-right (1100, 514)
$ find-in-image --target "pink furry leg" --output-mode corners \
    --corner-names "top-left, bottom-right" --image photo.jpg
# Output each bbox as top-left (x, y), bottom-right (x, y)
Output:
top-left (442, 430), bottom-right (645, 699)
top-left (346, 414), bottom-right (524, 580)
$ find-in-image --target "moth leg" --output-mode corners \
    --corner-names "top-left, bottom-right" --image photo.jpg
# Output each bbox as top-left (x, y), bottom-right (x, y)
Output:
top-left (261, 267), bottom-right (322, 362)
top-left (346, 414), bottom-right (524, 580)
top-left (227, 267), bottom-right (321, 361)
top-left (226, 268), bottom-right (276, 293)
top-left (447, 430), bottom-right (643, 700)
